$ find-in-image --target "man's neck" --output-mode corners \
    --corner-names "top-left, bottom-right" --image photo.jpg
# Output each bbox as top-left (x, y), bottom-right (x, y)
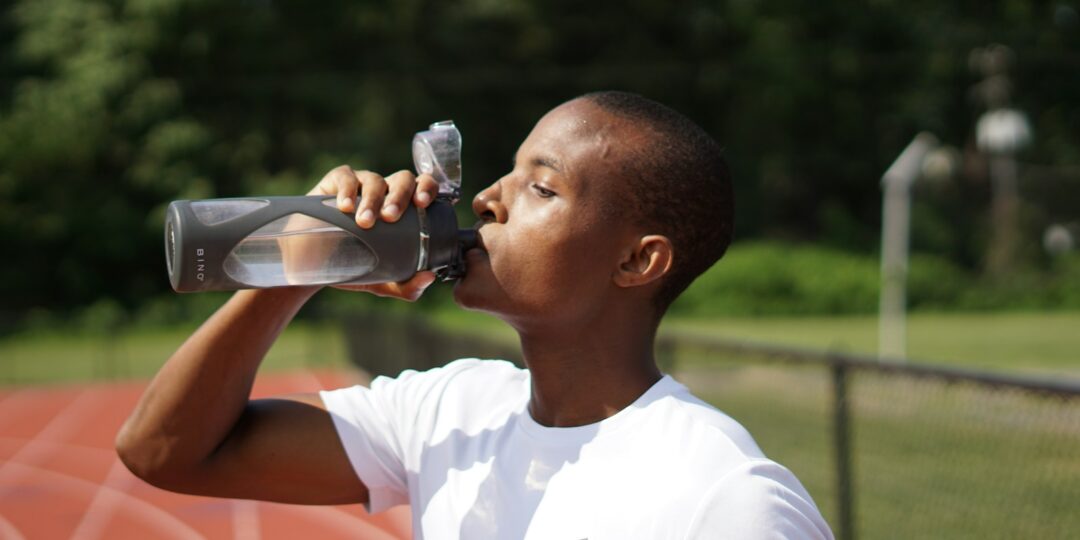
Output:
top-left (515, 313), bottom-right (662, 428)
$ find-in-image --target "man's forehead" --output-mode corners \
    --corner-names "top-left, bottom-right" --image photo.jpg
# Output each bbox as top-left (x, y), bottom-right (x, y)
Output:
top-left (537, 100), bottom-right (618, 139)
top-left (521, 101), bottom-right (633, 169)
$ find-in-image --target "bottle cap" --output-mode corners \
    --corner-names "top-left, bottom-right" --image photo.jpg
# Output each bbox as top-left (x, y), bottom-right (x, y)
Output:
top-left (413, 120), bottom-right (462, 202)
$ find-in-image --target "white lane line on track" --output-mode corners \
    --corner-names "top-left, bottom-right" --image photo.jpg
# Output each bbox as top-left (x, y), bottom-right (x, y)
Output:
top-left (233, 500), bottom-right (260, 540)
top-left (0, 390), bottom-right (96, 490)
top-left (69, 458), bottom-right (137, 540)
top-left (0, 436), bottom-right (114, 460)
top-left (0, 513), bottom-right (27, 540)
top-left (1, 461), bottom-right (204, 540)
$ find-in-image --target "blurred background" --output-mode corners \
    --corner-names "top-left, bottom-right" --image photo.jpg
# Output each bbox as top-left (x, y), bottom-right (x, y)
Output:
top-left (0, 1), bottom-right (1077, 538)
top-left (2, 0), bottom-right (1079, 341)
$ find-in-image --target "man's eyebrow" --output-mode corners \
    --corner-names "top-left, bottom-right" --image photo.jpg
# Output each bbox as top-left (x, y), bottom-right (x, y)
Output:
top-left (532, 154), bottom-right (564, 173)
top-left (511, 152), bottom-right (565, 173)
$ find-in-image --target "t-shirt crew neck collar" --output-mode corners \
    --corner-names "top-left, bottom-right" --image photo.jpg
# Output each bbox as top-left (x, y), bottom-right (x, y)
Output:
top-left (516, 374), bottom-right (679, 445)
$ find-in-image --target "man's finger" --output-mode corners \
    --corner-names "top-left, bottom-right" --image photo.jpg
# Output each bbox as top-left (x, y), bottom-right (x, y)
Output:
top-left (414, 173), bottom-right (439, 208)
top-left (309, 165), bottom-right (359, 204)
top-left (333, 167), bottom-right (360, 213)
top-left (354, 171), bottom-right (388, 229)
top-left (381, 170), bottom-right (417, 222)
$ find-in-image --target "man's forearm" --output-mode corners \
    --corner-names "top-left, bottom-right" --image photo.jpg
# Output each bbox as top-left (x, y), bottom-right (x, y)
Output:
top-left (116, 287), bottom-right (318, 483)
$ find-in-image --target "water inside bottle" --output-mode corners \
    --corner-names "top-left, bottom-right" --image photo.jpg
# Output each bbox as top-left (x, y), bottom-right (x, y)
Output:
top-left (223, 213), bottom-right (376, 287)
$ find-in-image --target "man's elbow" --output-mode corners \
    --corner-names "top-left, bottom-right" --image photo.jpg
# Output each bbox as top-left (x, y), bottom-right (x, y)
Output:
top-left (114, 422), bottom-right (194, 491)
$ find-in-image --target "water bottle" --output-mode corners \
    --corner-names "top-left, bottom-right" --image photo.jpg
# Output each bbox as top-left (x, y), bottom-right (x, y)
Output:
top-left (164, 121), bottom-right (477, 292)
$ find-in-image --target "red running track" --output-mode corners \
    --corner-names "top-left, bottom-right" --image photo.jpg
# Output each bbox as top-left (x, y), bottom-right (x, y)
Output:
top-left (0, 370), bottom-right (411, 539)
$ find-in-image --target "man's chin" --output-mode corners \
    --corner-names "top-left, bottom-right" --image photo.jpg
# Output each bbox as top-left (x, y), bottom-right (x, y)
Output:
top-left (451, 275), bottom-right (484, 310)
top-left (452, 276), bottom-right (503, 316)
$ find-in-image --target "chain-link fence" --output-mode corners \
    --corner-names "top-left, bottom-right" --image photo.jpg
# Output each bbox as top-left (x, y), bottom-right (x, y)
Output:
top-left (662, 335), bottom-right (1080, 540)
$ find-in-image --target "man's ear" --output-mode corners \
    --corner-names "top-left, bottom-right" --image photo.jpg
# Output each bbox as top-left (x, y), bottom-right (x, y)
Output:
top-left (614, 235), bottom-right (673, 288)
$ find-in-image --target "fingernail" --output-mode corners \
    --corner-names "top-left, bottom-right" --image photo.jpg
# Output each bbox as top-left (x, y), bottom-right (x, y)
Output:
top-left (359, 209), bottom-right (375, 225)
top-left (383, 204), bottom-right (399, 217)
top-left (417, 191), bottom-right (431, 205)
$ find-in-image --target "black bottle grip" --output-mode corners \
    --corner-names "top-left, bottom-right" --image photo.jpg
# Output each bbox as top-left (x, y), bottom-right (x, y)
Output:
top-left (166, 196), bottom-right (424, 292)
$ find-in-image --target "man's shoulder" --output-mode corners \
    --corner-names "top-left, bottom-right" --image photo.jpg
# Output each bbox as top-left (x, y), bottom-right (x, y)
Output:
top-left (633, 382), bottom-right (833, 538)
top-left (684, 459), bottom-right (835, 539)
top-left (440, 357), bottom-right (526, 382)
top-left (373, 358), bottom-right (525, 392)
top-left (387, 358), bottom-right (529, 423)
top-left (324, 358), bottom-right (526, 423)
top-left (642, 377), bottom-right (767, 463)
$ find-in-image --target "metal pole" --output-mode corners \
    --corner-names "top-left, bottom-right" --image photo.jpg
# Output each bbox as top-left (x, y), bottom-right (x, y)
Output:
top-left (879, 133), bottom-right (938, 360)
top-left (970, 44), bottom-right (1031, 277)
top-left (986, 152), bottom-right (1021, 277)
top-left (832, 360), bottom-right (855, 540)
top-left (879, 179), bottom-right (911, 360)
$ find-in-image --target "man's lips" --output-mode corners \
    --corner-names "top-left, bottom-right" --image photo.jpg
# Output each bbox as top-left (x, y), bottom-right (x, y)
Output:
top-left (464, 227), bottom-right (489, 270)
top-left (469, 223), bottom-right (489, 254)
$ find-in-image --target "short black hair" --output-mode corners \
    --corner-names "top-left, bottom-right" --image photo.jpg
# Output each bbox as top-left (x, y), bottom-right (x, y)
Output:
top-left (579, 91), bottom-right (734, 314)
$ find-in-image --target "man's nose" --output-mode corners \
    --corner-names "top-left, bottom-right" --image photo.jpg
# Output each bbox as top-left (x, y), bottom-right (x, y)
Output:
top-left (472, 182), bottom-right (508, 224)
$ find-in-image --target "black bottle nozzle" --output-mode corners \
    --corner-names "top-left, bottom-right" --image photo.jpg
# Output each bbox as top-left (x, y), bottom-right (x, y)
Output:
top-left (457, 228), bottom-right (478, 253)
top-left (434, 228), bottom-right (477, 282)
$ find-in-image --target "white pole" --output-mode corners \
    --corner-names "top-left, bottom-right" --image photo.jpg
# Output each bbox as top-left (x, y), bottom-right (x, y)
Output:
top-left (976, 108), bottom-right (1032, 277)
top-left (879, 132), bottom-right (938, 360)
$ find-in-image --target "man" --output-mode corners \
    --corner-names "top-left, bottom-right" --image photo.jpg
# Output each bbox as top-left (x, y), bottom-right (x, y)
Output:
top-left (117, 91), bottom-right (833, 539)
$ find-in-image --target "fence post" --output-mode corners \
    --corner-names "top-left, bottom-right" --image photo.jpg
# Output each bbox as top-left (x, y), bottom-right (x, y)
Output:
top-left (832, 360), bottom-right (855, 540)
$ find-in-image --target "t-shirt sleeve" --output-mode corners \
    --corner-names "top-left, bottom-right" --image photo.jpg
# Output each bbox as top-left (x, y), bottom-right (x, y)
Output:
top-left (685, 460), bottom-right (835, 540)
top-left (319, 360), bottom-right (483, 513)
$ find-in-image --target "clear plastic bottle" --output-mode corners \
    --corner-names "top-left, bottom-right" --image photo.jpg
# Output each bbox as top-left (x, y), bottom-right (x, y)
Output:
top-left (164, 121), bottom-right (476, 292)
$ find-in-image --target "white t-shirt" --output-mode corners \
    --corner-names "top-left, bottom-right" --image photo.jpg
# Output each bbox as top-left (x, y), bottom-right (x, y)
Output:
top-left (320, 359), bottom-right (833, 540)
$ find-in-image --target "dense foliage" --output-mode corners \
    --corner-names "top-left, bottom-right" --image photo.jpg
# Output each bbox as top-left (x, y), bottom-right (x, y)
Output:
top-left (1, 0), bottom-right (1077, 325)
top-left (670, 241), bottom-right (1080, 316)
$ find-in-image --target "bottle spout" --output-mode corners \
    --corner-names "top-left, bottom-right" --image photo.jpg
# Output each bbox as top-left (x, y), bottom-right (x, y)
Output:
top-left (457, 228), bottom-right (478, 252)
top-left (413, 121), bottom-right (462, 202)
top-left (431, 228), bottom-right (478, 282)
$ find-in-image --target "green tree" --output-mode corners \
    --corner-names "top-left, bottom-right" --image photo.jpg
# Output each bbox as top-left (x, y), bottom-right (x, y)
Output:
top-left (1, 0), bottom-right (1077, 325)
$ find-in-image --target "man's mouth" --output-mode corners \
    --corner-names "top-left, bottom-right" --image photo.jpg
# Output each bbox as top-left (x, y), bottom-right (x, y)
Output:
top-left (469, 222), bottom-right (489, 254)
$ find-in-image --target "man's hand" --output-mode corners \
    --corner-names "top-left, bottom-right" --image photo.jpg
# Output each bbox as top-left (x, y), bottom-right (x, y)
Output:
top-left (308, 165), bottom-right (440, 301)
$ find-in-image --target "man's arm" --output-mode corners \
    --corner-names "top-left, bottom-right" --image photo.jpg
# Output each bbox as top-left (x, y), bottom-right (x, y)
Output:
top-left (115, 287), bottom-right (369, 503)
top-left (116, 166), bottom-right (439, 504)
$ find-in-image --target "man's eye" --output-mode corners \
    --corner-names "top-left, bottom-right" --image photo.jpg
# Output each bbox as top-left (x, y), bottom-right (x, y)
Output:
top-left (532, 184), bottom-right (556, 198)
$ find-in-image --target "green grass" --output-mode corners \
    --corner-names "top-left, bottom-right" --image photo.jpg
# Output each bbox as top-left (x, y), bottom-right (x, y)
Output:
top-left (675, 359), bottom-right (1080, 540)
top-left (656, 311), bottom-right (1080, 538)
top-left (0, 305), bottom-right (514, 387)
top-left (661, 311), bottom-right (1080, 377)
top-left (3, 310), bottom-right (1077, 385)
top-left (431, 309), bottom-right (1080, 377)
top-left (0, 322), bottom-right (349, 386)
